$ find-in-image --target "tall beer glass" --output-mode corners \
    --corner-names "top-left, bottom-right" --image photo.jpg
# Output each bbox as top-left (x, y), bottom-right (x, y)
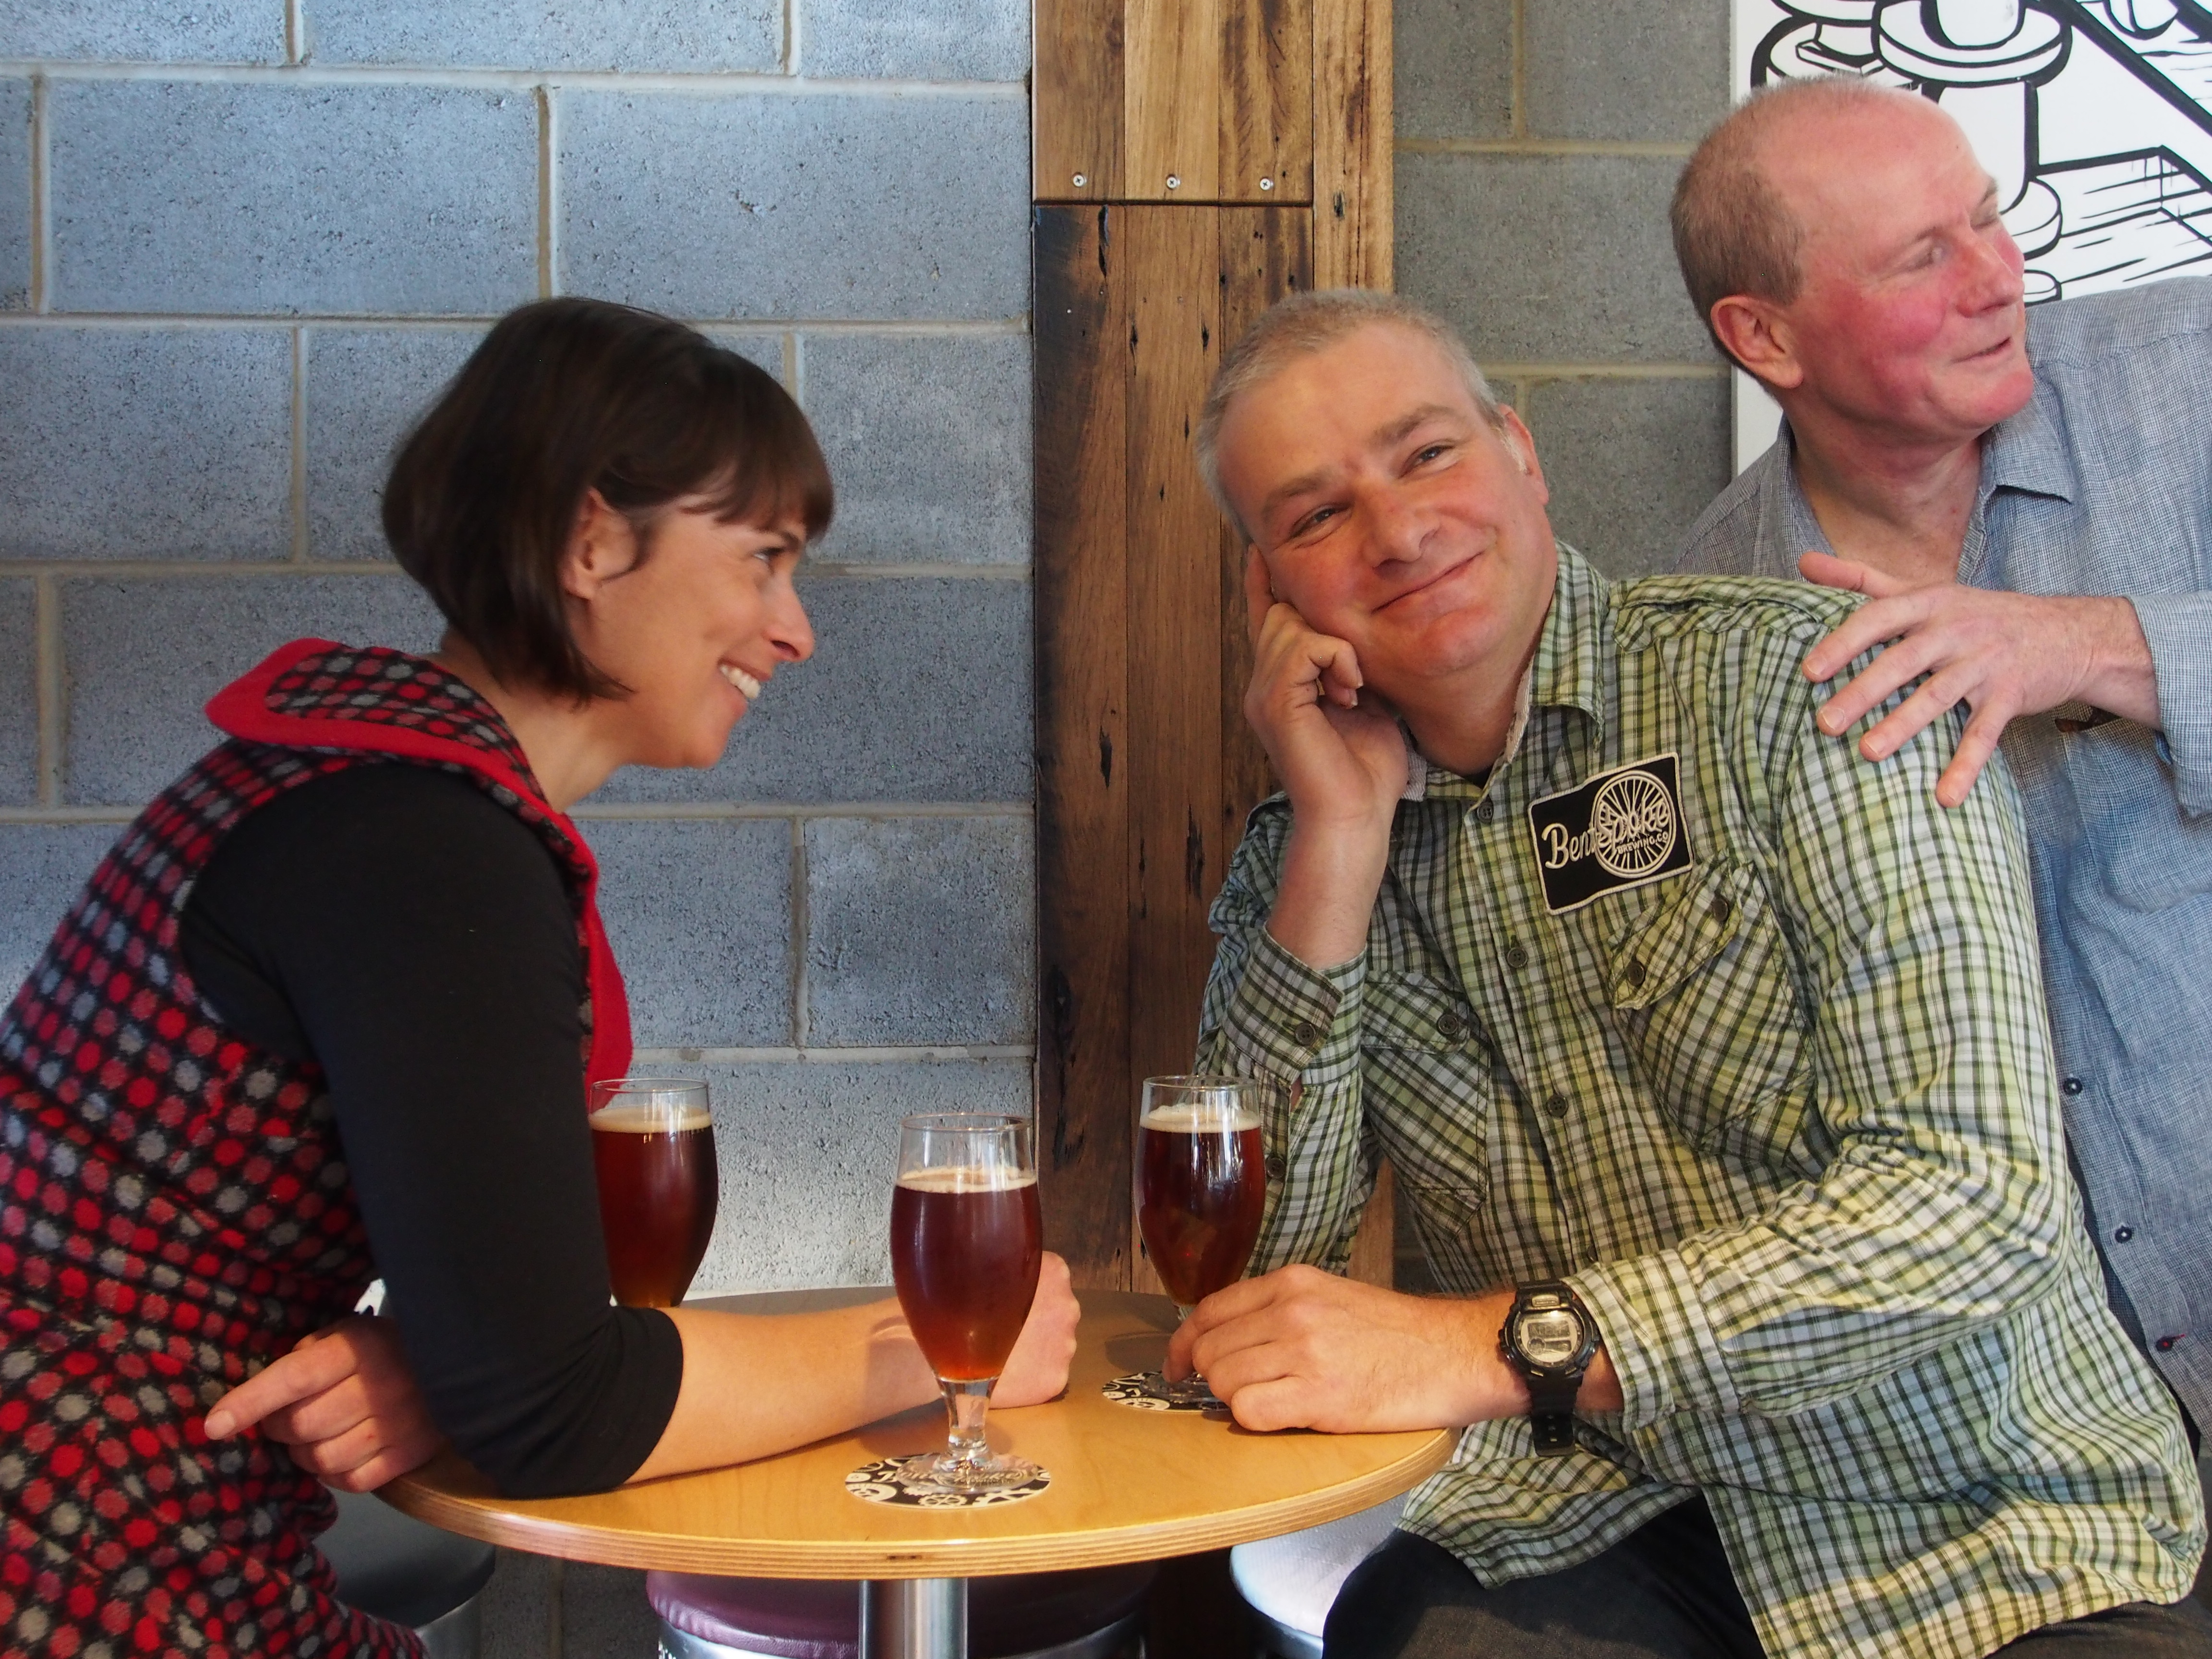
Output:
top-left (1136, 1075), bottom-right (1269, 1404)
top-left (889, 1113), bottom-right (1044, 1491)
top-left (589, 1078), bottom-right (718, 1309)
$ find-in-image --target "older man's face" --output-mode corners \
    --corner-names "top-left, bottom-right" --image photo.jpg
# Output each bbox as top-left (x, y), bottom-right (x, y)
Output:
top-left (1760, 96), bottom-right (2032, 443)
top-left (1214, 323), bottom-right (1558, 706)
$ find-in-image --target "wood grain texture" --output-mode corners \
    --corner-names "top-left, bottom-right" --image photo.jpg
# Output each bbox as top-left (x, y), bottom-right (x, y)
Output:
top-left (1034, 0), bottom-right (1123, 199)
top-left (1311, 0), bottom-right (1392, 289)
top-left (380, 1290), bottom-right (1455, 1578)
top-left (1220, 0), bottom-right (1313, 203)
top-left (1035, 205), bottom-right (1135, 1291)
top-left (1124, 0), bottom-right (1220, 201)
top-left (1121, 206), bottom-right (1222, 1099)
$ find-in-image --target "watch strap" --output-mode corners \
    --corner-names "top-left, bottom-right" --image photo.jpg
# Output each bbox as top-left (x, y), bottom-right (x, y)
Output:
top-left (1526, 1373), bottom-right (1579, 1455)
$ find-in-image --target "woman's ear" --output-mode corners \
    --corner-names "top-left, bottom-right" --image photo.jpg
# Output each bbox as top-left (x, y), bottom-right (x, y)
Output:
top-left (559, 489), bottom-right (642, 603)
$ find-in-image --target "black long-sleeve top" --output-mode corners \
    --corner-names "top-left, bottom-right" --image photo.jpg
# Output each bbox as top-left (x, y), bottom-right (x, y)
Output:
top-left (178, 761), bottom-right (684, 1497)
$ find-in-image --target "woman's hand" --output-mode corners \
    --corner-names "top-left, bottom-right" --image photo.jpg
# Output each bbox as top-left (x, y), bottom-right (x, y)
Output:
top-left (994, 1251), bottom-right (1082, 1407)
top-left (204, 1315), bottom-right (444, 1492)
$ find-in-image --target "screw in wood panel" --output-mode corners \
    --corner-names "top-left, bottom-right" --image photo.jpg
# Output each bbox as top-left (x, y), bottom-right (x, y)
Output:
top-left (1073, 173), bottom-right (1087, 187)
top-left (1260, 178), bottom-right (1274, 190)
top-left (1166, 175), bottom-right (1181, 189)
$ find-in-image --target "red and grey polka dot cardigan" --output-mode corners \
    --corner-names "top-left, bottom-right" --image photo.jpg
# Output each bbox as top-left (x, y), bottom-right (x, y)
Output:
top-left (0, 641), bottom-right (630, 1659)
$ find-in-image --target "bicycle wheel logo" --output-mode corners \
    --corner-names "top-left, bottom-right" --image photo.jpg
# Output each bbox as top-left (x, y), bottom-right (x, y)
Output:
top-left (1589, 770), bottom-right (1677, 878)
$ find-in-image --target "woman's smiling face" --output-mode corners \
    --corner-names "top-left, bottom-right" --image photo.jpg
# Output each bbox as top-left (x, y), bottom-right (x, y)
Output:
top-left (566, 494), bottom-right (816, 772)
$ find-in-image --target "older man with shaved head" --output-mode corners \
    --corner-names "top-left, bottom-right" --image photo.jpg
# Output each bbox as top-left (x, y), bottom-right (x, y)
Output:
top-left (1672, 77), bottom-right (2212, 1457)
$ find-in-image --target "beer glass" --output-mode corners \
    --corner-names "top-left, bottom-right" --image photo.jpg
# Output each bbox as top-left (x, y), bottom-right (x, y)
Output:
top-left (589, 1078), bottom-right (718, 1309)
top-left (1136, 1075), bottom-right (1269, 1404)
top-left (889, 1113), bottom-right (1044, 1491)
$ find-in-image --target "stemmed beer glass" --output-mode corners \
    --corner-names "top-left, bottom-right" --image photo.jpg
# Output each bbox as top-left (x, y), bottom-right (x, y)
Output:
top-left (1135, 1075), bottom-right (1270, 1405)
top-left (589, 1077), bottom-right (719, 1309)
top-left (888, 1113), bottom-right (1045, 1491)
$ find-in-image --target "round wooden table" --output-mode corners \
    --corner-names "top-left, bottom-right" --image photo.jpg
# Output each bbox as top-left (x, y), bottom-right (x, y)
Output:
top-left (381, 1287), bottom-right (1456, 1657)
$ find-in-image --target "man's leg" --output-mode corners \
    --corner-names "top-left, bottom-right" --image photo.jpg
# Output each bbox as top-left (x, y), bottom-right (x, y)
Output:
top-left (1322, 1497), bottom-right (1764, 1659)
top-left (1993, 1599), bottom-right (2212, 1655)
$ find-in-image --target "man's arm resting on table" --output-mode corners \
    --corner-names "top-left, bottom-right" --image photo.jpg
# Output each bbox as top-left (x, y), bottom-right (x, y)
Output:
top-left (1166, 1269), bottom-right (1622, 1433)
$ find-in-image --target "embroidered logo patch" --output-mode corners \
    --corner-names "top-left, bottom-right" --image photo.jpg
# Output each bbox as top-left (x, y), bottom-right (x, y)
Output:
top-left (1526, 753), bottom-right (1692, 913)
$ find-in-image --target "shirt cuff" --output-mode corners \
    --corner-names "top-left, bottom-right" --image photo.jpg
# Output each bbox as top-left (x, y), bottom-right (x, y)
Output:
top-left (2127, 591), bottom-right (2212, 815)
top-left (1569, 1250), bottom-right (1741, 1443)
top-left (1215, 926), bottom-right (1364, 1083)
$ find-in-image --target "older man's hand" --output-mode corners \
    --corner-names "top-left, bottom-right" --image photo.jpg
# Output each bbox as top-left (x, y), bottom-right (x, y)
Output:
top-left (204, 1314), bottom-right (443, 1492)
top-left (1798, 551), bottom-right (2160, 808)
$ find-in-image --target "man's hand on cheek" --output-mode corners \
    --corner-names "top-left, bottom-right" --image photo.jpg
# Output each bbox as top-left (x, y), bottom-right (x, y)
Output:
top-left (1164, 1267), bottom-right (1520, 1434)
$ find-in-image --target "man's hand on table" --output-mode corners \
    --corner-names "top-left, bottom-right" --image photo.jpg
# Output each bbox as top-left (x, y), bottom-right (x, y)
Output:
top-left (204, 1313), bottom-right (443, 1491)
top-left (1164, 1266), bottom-right (1621, 1434)
top-left (994, 1251), bottom-right (1082, 1407)
top-left (1799, 551), bottom-right (2159, 809)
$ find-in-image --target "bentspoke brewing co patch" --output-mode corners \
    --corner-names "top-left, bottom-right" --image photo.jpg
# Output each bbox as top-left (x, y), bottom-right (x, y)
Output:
top-left (1526, 753), bottom-right (1692, 914)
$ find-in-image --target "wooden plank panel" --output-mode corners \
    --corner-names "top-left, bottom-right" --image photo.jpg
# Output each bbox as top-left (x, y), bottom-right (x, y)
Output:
top-left (1034, 204), bottom-right (1135, 1289)
top-left (1122, 206), bottom-right (1225, 1286)
top-left (1124, 0), bottom-right (1221, 201)
top-left (1312, 0), bottom-right (1392, 289)
top-left (1034, 0), bottom-right (1122, 200)
top-left (1221, 0), bottom-right (1313, 204)
top-left (1214, 206), bottom-right (1308, 839)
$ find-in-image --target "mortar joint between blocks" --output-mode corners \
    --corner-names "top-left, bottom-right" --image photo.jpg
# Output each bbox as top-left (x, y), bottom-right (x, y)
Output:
top-left (789, 816), bottom-right (810, 1049)
top-left (28, 72), bottom-right (48, 314)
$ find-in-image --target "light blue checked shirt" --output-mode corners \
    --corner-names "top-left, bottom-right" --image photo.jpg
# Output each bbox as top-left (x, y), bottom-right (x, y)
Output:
top-left (1674, 276), bottom-right (2212, 1437)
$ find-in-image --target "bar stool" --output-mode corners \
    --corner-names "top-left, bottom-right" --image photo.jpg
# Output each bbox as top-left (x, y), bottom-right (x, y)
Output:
top-left (1230, 1496), bottom-right (1406, 1659)
top-left (649, 1563), bottom-right (1154, 1659)
top-left (323, 1488), bottom-right (499, 1659)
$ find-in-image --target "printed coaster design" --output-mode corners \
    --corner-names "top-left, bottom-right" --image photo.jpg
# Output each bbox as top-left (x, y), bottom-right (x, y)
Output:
top-left (845, 1456), bottom-right (1051, 1508)
top-left (1100, 1370), bottom-right (1229, 1415)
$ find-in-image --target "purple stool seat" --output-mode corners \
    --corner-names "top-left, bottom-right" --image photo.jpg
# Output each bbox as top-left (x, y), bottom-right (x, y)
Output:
top-left (648, 1564), bottom-right (1154, 1659)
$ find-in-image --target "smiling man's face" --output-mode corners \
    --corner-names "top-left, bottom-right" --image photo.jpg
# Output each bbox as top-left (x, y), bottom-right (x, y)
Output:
top-left (1758, 94), bottom-right (2032, 444)
top-left (1214, 322), bottom-right (1559, 711)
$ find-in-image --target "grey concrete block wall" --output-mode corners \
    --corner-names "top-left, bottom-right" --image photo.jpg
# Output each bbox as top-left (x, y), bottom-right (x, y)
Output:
top-left (805, 333), bottom-right (1032, 565)
top-left (60, 576), bottom-right (448, 803)
top-left (303, 1), bottom-right (782, 73)
top-left (51, 81), bottom-right (540, 316)
top-left (801, 0), bottom-right (1029, 81)
top-left (3, 16), bottom-right (1038, 1472)
top-left (0, 5), bottom-right (285, 64)
top-left (592, 575), bottom-right (1033, 804)
top-left (557, 91), bottom-right (1030, 320)
top-left (0, 582), bottom-right (37, 805)
top-left (1397, 0), bottom-right (1734, 565)
top-left (0, 79), bottom-right (27, 312)
top-left (805, 816), bottom-right (1034, 1045)
top-left (1521, 375), bottom-right (1731, 578)
top-left (0, 329), bottom-right (293, 560)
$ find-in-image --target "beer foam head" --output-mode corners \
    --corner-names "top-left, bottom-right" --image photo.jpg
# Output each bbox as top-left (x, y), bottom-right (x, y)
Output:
top-left (896, 1163), bottom-right (1038, 1193)
top-left (591, 1100), bottom-right (713, 1133)
top-left (1140, 1101), bottom-right (1262, 1132)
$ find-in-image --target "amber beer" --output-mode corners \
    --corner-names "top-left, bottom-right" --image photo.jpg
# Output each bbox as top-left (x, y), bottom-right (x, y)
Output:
top-left (589, 1082), bottom-right (718, 1309)
top-left (1137, 1099), bottom-right (1265, 1308)
top-left (890, 1166), bottom-right (1042, 1381)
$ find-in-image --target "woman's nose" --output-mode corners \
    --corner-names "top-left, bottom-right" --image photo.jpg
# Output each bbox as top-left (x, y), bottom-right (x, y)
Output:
top-left (772, 585), bottom-right (815, 663)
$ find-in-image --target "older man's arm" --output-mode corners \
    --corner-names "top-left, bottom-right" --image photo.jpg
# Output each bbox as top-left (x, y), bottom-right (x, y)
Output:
top-left (1795, 552), bottom-right (2175, 810)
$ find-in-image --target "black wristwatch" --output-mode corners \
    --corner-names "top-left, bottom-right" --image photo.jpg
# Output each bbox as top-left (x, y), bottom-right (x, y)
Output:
top-left (1498, 1281), bottom-right (1599, 1456)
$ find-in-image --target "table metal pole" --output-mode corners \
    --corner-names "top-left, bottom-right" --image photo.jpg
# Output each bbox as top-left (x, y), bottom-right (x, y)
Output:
top-left (860, 1578), bottom-right (968, 1659)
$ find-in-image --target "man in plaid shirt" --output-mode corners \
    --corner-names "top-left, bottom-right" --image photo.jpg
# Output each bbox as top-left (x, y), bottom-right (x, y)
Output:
top-left (1165, 289), bottom-right (2208, 1658)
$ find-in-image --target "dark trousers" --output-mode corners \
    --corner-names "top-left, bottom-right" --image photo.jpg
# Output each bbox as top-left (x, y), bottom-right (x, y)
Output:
top-left (1324, 1498), bottom-right (2212, 1659)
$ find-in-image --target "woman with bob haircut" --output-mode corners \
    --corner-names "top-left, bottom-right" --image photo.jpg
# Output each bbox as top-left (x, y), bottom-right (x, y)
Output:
top-left (0, 298), bottom-right (1078, 1658)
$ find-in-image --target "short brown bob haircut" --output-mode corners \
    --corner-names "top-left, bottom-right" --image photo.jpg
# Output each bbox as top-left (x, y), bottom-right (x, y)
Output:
top-left (384, 297), bottom-right (833, 701)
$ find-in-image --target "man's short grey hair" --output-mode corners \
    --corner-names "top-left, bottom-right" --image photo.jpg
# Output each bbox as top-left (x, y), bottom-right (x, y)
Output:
top-left (1194, 289), bottom-right (1504, 540)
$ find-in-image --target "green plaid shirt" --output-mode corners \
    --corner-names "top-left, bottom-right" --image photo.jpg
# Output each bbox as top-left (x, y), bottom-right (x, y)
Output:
top-left (1197, 547), bottom-right (2203, 1659)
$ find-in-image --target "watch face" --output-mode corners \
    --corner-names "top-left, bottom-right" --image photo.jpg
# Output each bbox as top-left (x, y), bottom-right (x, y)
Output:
top-left (1515, 1307), bottom-right (1583, 1366)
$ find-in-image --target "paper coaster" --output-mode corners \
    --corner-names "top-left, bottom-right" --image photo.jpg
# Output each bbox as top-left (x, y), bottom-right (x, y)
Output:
top-left (1100, 1370), bottom-right (1229, 1415)
top-left (845, 1455), bottom-right (1051, 1508)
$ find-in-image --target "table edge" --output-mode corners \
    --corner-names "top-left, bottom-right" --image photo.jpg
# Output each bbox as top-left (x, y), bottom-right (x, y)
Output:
top-left (380, 1429), bottom-right (1454, 1578)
